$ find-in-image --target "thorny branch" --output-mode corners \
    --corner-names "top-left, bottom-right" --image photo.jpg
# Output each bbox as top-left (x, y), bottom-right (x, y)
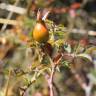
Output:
top-left (20, 68), bottom-right (38, 96)
top-left (44, 61), bottom-right (56, 96)
top-left (49, 65), bottom-right (56, 96)
top-left (44, 54), bottom-right (62, 96)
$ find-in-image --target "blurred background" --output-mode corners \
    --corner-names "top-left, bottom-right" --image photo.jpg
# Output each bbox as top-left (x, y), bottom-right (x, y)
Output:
top-left (0, 0), bottom-right (96, 96)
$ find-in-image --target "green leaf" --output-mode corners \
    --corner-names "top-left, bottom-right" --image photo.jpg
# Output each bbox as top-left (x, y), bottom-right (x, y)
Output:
top-left (37, 67), bottom-right (48, 77)
top-left (61, 60), bottom-right (69, 67)
top-left (54, 39), bottom-right (64, 47)
top-left (76, 53), bottom-right (92, 62)
top-left (85, 46), bottom-right (96, 54)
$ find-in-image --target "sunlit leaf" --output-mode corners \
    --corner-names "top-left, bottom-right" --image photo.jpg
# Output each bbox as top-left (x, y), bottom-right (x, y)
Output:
top-left (77, 53), bottom-right (92, 62)
top-left (85, 46), bottom-right (96, 54)
top-left (54, 39), bottom-right (64, 47)
top-left (37, 67), bottom-right (48, 77)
